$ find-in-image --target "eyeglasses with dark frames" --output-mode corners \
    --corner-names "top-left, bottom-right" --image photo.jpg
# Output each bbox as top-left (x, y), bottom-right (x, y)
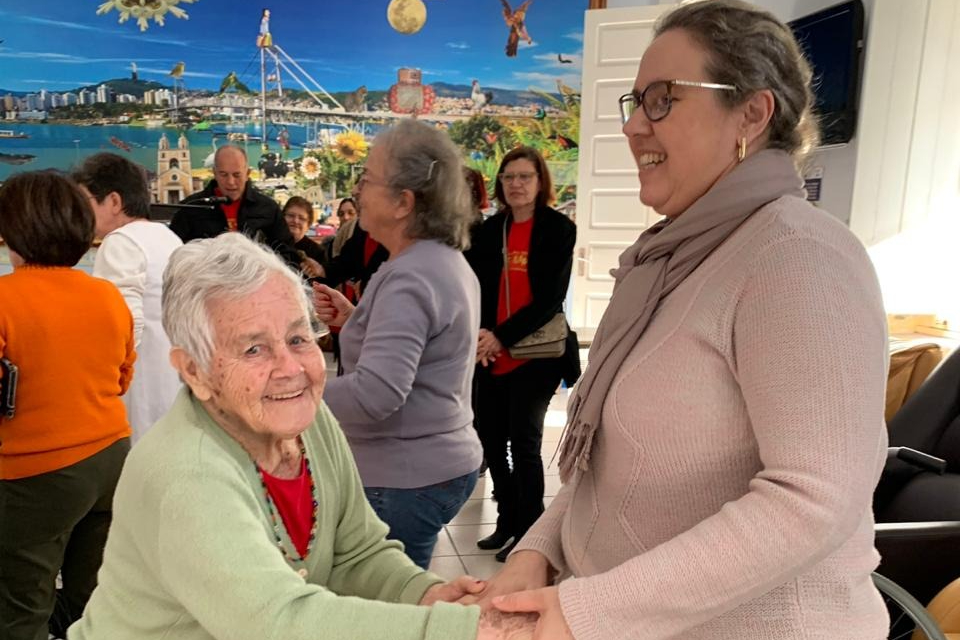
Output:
top-left (618, 79), bottom-right (738, 125)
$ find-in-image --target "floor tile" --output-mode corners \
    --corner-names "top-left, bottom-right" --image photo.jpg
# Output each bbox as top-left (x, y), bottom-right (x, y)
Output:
top-left (449, 497), bottom-right (498, 526)
top-left (447, 523), bottom-right (503, 556)
top-left (431, 527), bottom-right (458, 557)
top-left (428, 555), bottom-right (467, 580)
top-left (461, 553), bottom-right (505, 581)
top-left (469, 475), bottom-right (495, 500)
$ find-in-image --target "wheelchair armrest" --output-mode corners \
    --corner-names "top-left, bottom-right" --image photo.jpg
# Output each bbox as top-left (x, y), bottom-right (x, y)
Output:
top-left (875, 521), bottom-right (960, 605)
top-left (876, 521), bottom-right (960, 539)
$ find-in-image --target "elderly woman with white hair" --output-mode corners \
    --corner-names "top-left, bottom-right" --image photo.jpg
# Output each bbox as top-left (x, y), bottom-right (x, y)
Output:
top-left (313, 119), bottom-right (484, 569)
top-left (68, 233), bottom-right (536, 640)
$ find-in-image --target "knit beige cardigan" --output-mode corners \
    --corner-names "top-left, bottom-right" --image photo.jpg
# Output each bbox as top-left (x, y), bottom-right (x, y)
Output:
top-left (518, 196), bottom-right (890, 639)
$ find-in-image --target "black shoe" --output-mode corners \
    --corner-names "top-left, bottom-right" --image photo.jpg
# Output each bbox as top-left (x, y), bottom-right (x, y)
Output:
top-left (477, 529), bottom-right (513, 550)
top-left (495, 540), bottom-right (518, 563)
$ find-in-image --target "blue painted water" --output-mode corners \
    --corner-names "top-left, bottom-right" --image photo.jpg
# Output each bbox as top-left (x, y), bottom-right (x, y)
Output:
top-left (0, 121), bottom-right (363, 181)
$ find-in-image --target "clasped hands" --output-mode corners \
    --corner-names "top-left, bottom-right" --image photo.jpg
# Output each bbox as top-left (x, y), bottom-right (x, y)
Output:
top-left (477, 329), bottom-right (505, 367)
top-left (421, 551), bottom-right (574, 640)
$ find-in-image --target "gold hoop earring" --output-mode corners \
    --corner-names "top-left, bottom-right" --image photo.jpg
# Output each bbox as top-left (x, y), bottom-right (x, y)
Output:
top-left (737, 137), bottom-right (747, 163)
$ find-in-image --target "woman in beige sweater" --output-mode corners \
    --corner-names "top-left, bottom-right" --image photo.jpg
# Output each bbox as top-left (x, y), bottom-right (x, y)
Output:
top-left (474, 1), bottom-right (890, 639)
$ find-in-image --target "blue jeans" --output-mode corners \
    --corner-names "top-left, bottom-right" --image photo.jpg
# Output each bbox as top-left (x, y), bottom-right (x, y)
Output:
top-left (364, 469), bottom-right (479, 569)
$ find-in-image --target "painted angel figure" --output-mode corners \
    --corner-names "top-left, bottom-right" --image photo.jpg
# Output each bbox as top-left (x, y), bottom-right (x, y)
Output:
top-left (501, 0), bottom-right (533, 57)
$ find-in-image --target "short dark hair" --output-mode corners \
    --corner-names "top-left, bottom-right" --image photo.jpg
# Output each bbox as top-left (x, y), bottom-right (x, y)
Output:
top-left (282, 196), bottom-right (315, 224)
top-left (493, 147), bottom-right (556, 211)
top-left (72, 152), bottom-right (152, 220)
top-left (0, 171), bottom-right (95, 266)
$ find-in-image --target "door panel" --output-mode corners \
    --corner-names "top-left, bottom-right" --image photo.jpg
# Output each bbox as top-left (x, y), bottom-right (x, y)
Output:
top-left (572, 5), bottom-right (674, 340)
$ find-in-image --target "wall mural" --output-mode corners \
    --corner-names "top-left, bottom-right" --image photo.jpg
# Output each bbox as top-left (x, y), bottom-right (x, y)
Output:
top-left (0, 0), bottom-right (585, 221)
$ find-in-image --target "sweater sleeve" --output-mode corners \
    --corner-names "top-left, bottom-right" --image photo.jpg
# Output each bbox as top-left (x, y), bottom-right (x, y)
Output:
top-left (316, 403), bottom-right (448, 604)
top-left (323, 270), bottom-right (433, 424)
top-left (155, 453), bottom-right (480, 640)
top-left (93, 233), bottom-right (147, 348)
top-left (555, 236), bottom-right (889, 640)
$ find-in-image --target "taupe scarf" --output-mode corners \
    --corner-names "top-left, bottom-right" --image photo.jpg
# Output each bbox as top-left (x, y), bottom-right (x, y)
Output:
top-left (557, 149), bottom-right (805, 482)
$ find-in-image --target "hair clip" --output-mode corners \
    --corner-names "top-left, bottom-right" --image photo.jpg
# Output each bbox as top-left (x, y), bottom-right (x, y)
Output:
top-left (426, 159), bottom-right (438, 181)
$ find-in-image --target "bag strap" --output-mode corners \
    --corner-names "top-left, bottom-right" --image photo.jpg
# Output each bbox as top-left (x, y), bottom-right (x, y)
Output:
top-left (502, 216), bottom-right (512, 315)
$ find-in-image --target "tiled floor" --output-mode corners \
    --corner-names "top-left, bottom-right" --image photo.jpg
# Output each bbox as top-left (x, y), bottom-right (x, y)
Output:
top-left (427, 390), bottom-right (568, 581)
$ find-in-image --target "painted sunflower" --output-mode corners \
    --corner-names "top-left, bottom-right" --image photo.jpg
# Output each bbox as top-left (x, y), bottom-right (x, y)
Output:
top-left (300, 156), bottom-right (322, 180)
top-left (332, 131), bottom-right (369, 164)
top-left (96, 0), bottom-right (196, 32)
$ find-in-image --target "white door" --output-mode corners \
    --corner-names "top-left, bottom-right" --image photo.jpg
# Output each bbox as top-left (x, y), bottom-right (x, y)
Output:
top-left (571, 5), bottom-right (675, 340)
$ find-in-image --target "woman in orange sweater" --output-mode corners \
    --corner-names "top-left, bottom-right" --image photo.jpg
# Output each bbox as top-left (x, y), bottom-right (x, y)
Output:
top-left (0, 171), bottom-right (135, 640)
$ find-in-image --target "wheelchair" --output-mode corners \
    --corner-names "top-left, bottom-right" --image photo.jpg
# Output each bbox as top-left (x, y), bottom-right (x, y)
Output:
top-left (873, 446), bottom-right (956, 639)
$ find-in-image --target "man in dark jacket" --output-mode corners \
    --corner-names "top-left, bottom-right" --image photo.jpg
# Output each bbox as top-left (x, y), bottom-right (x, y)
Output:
top-left (170, 145), bottom-right (299, 267)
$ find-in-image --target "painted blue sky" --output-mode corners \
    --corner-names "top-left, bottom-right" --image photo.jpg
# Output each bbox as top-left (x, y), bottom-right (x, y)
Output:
top-left (0, 0), bottom-right (586, 94)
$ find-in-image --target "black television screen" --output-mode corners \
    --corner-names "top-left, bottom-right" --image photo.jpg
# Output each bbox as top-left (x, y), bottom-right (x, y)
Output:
top-left (789, 0), bottom-right (865, 145)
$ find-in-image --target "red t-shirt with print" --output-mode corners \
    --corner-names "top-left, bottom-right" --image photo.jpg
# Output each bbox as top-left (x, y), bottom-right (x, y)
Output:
top-left (215, 187), bottom-right (240, 232)
top-left (492, 218), bottom-right (534, 376)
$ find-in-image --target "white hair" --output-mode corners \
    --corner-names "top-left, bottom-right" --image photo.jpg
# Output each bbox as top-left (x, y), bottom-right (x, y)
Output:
top-left (161, 233), bottom-right (315, 371)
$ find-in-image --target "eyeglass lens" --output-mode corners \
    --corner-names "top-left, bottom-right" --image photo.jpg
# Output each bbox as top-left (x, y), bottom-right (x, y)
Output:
top-left (619, 81), bottom-right (672, 124)
top-left (499, 172), bottom-right (537, 184)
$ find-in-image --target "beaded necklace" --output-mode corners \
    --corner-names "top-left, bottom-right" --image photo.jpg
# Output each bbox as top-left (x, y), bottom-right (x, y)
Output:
top-left (255, 437), bottom-right (319, 563)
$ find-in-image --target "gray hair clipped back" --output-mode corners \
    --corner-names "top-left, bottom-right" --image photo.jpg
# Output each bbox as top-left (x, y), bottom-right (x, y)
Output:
top-left (161, 234), bottom-right (315, 371)
top-left (656, 0), bottom-right (820, 161)
top-left (374, 119), bottom-right (473, 250)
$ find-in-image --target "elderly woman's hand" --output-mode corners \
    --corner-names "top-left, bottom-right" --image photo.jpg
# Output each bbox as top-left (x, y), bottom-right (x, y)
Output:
top-left (419, 575), bottom-right (486, 606)
top-left (311, 282), bottom-right (354, 327)
top-left (492, 587), bottom-right (573, 640)
top-left (301, 258), bottom-right (324, 279)
top-left (477, 329), bottom-right (504, 367)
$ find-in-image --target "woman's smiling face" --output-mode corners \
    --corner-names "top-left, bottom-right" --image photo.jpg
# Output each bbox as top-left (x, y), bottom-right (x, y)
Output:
top-left (196, 273), bottom-right (325, 440)
top-left (623, 29), bottom-right (743, 218)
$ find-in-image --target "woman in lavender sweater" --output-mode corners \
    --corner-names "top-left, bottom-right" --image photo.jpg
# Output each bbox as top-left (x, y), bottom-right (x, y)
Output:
top-left (314, 119), bottom-right (483, 570)
top-left (475, 2), bottom-right (890, 639)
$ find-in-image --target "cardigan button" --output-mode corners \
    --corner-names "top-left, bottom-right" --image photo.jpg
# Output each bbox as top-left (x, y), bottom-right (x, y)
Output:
top-left (297, 568), bottom-right (308, 578)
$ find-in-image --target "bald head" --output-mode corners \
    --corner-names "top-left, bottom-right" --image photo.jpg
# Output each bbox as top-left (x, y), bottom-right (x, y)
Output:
top-left (213, 145), bottom-right (249, 201)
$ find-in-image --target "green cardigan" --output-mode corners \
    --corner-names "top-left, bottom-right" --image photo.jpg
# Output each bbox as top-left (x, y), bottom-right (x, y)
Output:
top-left (68, 389), bottom-right (480, 640)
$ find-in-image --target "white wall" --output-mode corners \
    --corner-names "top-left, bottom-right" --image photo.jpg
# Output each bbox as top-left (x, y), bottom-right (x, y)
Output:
top-left (602, 0), bottom-right (873, 224)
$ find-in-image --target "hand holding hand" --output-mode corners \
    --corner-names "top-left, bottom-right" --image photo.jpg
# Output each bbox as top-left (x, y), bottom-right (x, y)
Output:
top-left (461, 550), bottom-right (553, 610)
top-left (419, 575), bottom-right (486, 606)
top-left (311, 282), bottom-right (354, 327)
top-left (493, 586), bottom-right (573, 640)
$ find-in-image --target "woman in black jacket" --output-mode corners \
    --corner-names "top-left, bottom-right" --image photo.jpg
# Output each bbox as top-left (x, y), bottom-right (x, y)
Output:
top-left (467, 147), bottom-right (579, 562)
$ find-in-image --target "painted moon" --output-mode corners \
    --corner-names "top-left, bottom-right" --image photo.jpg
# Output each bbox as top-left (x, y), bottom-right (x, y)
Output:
top-left (387, 0), bottom-right (427, 35)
